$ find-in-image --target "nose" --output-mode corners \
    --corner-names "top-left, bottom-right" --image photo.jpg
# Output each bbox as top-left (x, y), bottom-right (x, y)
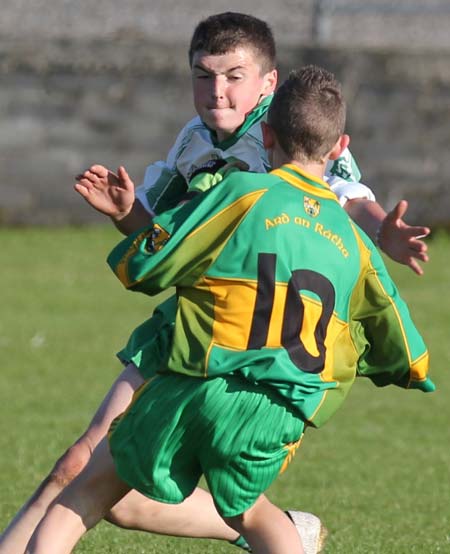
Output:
top-left (211, 76), bottom-right (226, 100)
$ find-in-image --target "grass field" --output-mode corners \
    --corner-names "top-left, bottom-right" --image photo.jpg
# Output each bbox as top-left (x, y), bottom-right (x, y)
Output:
top-left (0, 226), bottom-right (449, 553)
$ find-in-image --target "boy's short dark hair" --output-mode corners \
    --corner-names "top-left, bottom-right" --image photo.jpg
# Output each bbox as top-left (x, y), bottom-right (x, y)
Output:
top-left (268, 65), bottom-right (346, 162)
top-left (188, 12), bottom-right (276, 73)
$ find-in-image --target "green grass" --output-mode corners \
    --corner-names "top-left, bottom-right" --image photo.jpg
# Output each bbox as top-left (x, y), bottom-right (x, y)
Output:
top-left (0, 227), bottom-right (449, 553)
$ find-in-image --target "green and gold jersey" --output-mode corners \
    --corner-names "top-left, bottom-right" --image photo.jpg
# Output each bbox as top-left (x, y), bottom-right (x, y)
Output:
top-left (108, 165), bottom-right (433, 428)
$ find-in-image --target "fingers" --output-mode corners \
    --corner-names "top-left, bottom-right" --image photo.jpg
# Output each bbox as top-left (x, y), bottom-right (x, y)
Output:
top-left (409, 235), bottom-right (429, 252)
top-left (407, 257), bottom-right (424, 276)
top-left (410, 245), bottom-right (429, 261)
top-left (117, 166), bottom-right (135, 191)
top-left (407, 241), bottom-right (429, 274)
top-left (74, 182), bottom-right (88, 196)
top-left (413, 228), bottom-right (431, 239)
top-left (383, 204), bottom-right (431, 245)
top-left (396, 227), bottom-right (431, 244)
top-left (76, 165), bottom-right (106, 180)
top-left (379, 200), bottom-right (431, 276)
top-left (386, 200), bottom-right (408, 223)
top-left (405, 239), bottom-right (428, 275)
top-left (403, 233), bottom-right (429, 261)
top-left (75, 165), bottom-right (119, 188)
top-left (406, 239), bottom-right (429, 275)
top-left (76, 165), bottom-right (111, 181)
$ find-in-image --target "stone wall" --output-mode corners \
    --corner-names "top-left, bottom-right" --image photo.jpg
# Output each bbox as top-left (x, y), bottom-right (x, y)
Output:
top-left (1, 3), bottom-right (449, 228)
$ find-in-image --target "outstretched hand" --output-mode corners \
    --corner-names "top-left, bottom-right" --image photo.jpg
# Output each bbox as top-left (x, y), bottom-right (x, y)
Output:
top-left (377, 200), bottom-right (430, 276)
top-left (74, 165), bottom-right (135, 220)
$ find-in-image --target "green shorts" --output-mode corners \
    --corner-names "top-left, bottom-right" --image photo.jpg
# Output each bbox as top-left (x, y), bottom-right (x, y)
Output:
top-left (109, 372), bottom-right (304, 517)
top-left (117, 295), bottom-right (176, 379)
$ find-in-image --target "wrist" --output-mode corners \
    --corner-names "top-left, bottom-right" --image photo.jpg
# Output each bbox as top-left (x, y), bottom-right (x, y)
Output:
top-left (111, 204), bottom-right (133, 222)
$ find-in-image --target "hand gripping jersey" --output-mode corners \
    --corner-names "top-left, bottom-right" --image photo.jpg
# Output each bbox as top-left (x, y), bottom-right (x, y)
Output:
top-left (109, 165), bottom-right (433, 428)
top-left (135, 95), bottom-right (374, 215)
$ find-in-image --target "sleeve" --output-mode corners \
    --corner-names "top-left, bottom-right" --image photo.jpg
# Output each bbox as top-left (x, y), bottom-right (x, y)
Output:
top-left (350, 235), bottom-right (434, 393)
top-left (107, 175), bottom-right (263, 295)
top-left (134, 122), bottom-right (193, 215)
top-left (187, 158), bottom-right (250, 193)
top-left (134, 161), bottom-right (180, 216)
top-left (329, 179), bottom-right (376, 207)
top-left (325, 147), bottom-right (376, 206)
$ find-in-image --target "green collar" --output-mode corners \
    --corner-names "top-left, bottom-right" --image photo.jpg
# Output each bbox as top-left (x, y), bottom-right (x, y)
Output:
top-left (206, 94), bottom-right (273, 149)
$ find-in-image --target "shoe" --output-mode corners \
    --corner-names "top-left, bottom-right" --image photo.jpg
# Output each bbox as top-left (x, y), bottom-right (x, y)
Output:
top-left (231, 510), bottom-right (328, 553)
top-left (286, 510), bottom-right (328, 554)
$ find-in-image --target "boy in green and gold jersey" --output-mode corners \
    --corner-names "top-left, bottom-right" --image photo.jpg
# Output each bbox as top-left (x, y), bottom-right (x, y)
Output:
top-left (26, 65), bottom-right (433, 554)
top-left (3, 15), bottom-right (325, 554)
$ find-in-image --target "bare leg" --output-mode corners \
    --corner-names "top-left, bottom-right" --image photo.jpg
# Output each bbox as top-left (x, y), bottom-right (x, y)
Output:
top-left (0, 363), bottom-right (144, 554)
top-left (25, 439), bottom-right (130, 554)
top-left (224, 496), bottom-right (305, 554)
top-left (25, 438), bottom-right (239, 554)
top-left (1, 363), bottom-right (239, 552)
top-left (106, 487), bottom-right (237, 540)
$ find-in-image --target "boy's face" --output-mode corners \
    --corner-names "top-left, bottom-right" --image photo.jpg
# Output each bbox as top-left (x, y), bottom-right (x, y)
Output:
top-left (191, 47), bottom-right (277, 142)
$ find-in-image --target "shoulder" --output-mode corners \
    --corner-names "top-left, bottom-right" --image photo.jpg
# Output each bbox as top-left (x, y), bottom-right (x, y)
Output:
top-left (208, 171), bottom-right (282, 208)
top-left (222, 170), bottom-right (277, 190)
top-left (175, 115), bottom-right (208, 142)
top-left (168, 116), bottom-right (213, 170)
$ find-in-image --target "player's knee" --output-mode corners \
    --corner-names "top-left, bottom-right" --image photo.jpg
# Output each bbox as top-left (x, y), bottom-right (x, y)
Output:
top-left (104, 501), bottom-right (134, 529)
top-left (49, 440), bottom-right (93, 487)
top-left (105, 493), bottom-right (163, 530)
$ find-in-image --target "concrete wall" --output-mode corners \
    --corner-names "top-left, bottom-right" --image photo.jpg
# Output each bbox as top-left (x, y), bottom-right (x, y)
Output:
top-left (1, 2), bottom-right (449, 227)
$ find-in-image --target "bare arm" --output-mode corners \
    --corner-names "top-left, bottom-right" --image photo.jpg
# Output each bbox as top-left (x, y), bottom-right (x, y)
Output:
top-left (74, 165), bottom-right (153, 235)
top-left (345, 198), bottom-right (430, 276)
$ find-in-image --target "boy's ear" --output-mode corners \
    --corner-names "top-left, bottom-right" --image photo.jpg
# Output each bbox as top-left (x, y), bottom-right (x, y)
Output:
top-left (261, 121), bottom-right (276, 150)
top-left (262, 69), bottom-right (278, 96)
top-left (329, 134), bottom-right (350, 160)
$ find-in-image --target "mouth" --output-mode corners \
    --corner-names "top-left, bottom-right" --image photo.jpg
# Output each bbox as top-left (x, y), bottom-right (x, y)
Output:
top-left (207, 105), bottom-right (231, 111)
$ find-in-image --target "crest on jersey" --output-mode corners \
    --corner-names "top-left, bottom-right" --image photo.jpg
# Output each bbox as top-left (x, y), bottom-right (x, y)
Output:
top-left (303, 196), bottom-right (321, 217)
top-left (145, 223), bottom-right (170, 253)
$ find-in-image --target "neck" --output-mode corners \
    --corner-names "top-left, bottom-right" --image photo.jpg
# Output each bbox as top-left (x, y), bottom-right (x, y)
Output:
top-left (215, 129), bottom-right (233, 142)
top-left (271, 149), bottom-right (327, 180)
top-left (285, 159), bottom-right (326, 180)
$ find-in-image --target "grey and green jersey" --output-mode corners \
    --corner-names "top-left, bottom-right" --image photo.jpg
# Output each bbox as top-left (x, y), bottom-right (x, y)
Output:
top-left (109, 165), bottom-right (433, 428)
top-left (135, 95), bottom-right (373, 215)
